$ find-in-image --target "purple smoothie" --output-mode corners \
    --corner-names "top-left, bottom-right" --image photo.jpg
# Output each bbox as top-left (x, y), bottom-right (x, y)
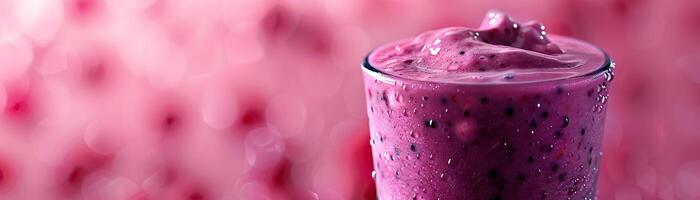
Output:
top-left (362, 11), bottom-right (613, 200)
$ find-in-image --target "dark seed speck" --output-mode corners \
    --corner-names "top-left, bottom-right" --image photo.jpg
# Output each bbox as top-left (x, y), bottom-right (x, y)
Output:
top-left (529, 120), bottom-right (538, 128)
top-left (551, 163), bottom-right (559, 172)
top-left (559, 173), bottom-right (567, 182)
top-left (562, 116), bottom-right (570, 128)
top-left (505, 107), bottom-right (515, 117)
top-left (463, 110), bottom-right (471, 117)
top-left (556, 87), bottom-right (564, 94)
top-left (554, 131), bottom-right (562, 139)
top-left (487, 169), bottom-right (499, 179)
top-left (480, 97), bottom-right (490, 104)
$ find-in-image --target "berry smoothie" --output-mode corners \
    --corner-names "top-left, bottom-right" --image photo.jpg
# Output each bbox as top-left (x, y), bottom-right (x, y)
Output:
top-left (362, 11), bottom-right (613, 200)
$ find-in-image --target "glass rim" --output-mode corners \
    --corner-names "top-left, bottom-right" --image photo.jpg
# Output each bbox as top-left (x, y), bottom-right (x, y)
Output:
top-left (361, 46), bottom-right (613, 86)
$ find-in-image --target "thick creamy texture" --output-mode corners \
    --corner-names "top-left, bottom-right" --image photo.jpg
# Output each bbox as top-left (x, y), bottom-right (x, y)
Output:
top-left (368, 11), bottom-right (606, 84)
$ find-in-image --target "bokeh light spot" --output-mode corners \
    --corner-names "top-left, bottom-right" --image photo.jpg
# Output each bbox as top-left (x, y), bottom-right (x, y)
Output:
top-left (238, 181), bottom-right (271, 200)
top-left (0, 37), bottom-right (33, 80)
top-left (266, 94), bottom-right (307, 138)
top-left (84, 119), bottom-right (125, 156)
top-left (224, 27), bottom-right (265, 65)
top-left (201, 89), bottom-right (239, 130)
top-left (245, 128), bottom-right (284, 170)
top-left (0, 84), bottom-right (6, 112)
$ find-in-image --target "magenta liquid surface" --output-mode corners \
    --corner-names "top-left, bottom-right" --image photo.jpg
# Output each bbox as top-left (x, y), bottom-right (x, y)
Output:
top-left (362, 11), bottom-right (614, 200)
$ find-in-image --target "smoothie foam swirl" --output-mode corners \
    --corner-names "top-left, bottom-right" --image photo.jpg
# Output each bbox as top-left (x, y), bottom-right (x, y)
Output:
top-left (367, 11), bottom-right (607, 84)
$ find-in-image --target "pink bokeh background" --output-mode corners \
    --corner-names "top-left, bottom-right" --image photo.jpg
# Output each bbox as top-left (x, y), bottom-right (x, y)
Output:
top-left (0, 0), bottom-right (699, 199)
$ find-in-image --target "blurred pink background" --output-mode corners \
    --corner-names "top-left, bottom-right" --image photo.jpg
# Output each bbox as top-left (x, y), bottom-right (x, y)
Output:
top-left (0, 0), bottom-right (698, 199)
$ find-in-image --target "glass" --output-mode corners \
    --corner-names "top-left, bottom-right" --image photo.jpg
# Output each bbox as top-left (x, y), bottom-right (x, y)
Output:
top-left (361, 49), bottom-right (614, 199)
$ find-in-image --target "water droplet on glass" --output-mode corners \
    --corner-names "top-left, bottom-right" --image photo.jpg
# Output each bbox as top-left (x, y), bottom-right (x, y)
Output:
top-left (395, 93), bottom-right (403, 103)
top-left (426, 120), bottom-right (435, 128)
top-left (371, 171), bottom-right (377, 180)
top-left (604, 70), bottom-right (614, 82)
top-left (597, 84), bottom-right (607, 93)
top-left (429, 47), bottom-right (441, 55)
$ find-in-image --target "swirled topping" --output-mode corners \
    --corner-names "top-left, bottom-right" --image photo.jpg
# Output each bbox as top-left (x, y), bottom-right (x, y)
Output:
top-left (368, 11), bottom-right (606, 84)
